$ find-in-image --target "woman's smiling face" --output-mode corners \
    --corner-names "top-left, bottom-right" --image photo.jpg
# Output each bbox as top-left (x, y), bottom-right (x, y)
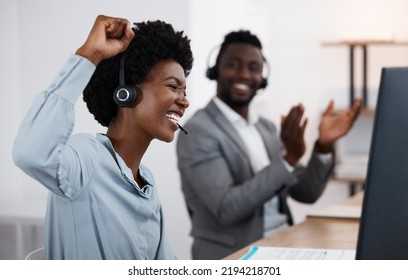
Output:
top-left (132, 59), bottom-right (189, 143)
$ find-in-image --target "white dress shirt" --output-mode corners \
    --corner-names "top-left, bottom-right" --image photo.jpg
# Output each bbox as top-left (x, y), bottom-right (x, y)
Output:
top-left (213, 97), bottom-right (288, 236)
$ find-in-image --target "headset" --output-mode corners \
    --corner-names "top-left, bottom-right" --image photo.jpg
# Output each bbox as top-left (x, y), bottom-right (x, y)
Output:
top-left (205, 45), bottom-right (270, 89)
top-left (113, 23), bottom-right (140, 107)
top-left (113, 53), bottom-right (138, 107)
top-left (111, 23), bottom-right (189, 135)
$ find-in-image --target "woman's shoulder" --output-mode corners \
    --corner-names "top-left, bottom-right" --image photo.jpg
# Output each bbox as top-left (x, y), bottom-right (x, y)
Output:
top-left (65, 133), bottom-right (104, 161)
top-left (68, 133), bottom-right (100, 146)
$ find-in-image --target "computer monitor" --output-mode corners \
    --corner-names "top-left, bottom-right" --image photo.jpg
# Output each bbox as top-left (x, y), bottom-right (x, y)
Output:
top-left (356, 67), bottom-right (408, 259)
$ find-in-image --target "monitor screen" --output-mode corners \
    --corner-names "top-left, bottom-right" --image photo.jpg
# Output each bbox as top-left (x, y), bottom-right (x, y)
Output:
top-left (356, 67), bottom-right (408, 259)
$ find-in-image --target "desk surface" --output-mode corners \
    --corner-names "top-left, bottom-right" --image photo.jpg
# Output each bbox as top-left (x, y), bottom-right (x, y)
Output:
top-left (224, 192), bottom-right (364, 260)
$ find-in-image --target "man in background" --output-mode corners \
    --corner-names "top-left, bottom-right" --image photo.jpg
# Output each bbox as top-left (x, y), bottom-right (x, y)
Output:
top-left (176, 30), bottom-right (361, 259)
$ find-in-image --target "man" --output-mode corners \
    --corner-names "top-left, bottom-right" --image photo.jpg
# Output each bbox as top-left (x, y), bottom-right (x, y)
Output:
top-left (176, 30), bottom-right (361, 259)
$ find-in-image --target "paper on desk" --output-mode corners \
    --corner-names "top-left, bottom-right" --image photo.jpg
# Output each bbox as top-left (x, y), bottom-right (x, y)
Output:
top-left (240, 246), bottom-right (356, 260)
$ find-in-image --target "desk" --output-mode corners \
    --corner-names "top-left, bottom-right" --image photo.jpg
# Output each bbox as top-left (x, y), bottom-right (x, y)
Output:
top-left (306, 191), bottom-right (362, 222)
top-left (224, 192), bottom-right (363, 260)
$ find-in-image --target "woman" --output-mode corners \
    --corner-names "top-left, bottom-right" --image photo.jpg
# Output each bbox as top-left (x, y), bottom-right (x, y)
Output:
top-left (13, 15), bottom-right (193, 259)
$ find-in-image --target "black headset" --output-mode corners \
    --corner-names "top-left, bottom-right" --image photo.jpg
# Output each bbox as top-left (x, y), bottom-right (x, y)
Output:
top-left (113, 53), bottom-right (138, 107)
top-left (205, 45), bottom-right (270, 89)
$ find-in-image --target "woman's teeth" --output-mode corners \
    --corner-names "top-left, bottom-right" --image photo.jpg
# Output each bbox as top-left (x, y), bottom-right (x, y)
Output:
top-left (166, 113), bottom-right (180, 124)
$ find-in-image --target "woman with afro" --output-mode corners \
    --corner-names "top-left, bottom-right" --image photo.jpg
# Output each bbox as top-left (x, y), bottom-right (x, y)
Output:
top-left (13, 15), bottom-right (193, 259)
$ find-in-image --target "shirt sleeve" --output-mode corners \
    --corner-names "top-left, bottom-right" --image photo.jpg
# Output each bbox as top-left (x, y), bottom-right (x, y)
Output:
top-left (316, 152), bottom-right (334, 166)
top-left (13, 55), bottom-right (96, 198)
top-left (281, 152), bottom-right (333, 173)
top-left (280, 158), bottom-right (295, 173)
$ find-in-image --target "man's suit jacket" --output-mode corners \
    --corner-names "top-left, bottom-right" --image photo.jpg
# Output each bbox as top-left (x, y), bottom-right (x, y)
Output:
top-left (176, 100), bottom-right (334, 259)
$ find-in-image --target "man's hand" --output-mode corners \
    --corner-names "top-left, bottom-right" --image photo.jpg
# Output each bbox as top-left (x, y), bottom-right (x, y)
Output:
top-left (75, 15), bottom-right (135, 66)
top-left (316, 99), bottom-right (362, 153)
top-left (280, 104), bottom-right (308, 166)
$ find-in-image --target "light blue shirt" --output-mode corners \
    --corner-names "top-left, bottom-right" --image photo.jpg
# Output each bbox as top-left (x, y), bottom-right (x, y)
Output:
top-left (13, 55), bottom-right (176, 260)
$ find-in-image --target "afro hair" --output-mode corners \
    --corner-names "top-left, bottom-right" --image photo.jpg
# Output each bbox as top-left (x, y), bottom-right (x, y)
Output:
top-left (83, 20), bottom-right (193, 127)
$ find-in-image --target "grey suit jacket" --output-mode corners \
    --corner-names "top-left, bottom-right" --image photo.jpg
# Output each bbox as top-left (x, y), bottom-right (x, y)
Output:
top-left (176, 100), bottom-right (334, 259)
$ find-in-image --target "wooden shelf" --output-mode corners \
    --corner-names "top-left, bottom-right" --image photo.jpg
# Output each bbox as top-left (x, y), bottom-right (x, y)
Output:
top-left (322, 39), bottom-right (408, 47)
top-left (322, 39), bottom-right (408, 108)
top-left (323, 38), bottom-right (408, 197)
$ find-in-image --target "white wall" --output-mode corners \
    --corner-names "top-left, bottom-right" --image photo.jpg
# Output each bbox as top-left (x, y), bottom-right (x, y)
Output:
top-left (1, 0), bottom-right (23, 204)
top-left (2, 0), bottom-right (408, 259)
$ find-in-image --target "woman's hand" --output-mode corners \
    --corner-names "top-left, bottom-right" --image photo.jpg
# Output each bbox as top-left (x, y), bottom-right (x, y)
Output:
top-left (75, 15), bottom-right (135, 66)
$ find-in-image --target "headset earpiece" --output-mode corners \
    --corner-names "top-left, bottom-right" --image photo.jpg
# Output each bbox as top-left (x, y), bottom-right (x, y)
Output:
top-left (260, 77), bottom-right (268, 89)
top-left (205, 45), bottom-right (220, 81)
top-left (113, 85), bottom-right (137, 107)
top-left (206, 65), bottom-right (217, 80)
top-left (259, 57), bottom-right (270, 89)
top-left (113, 54), bottom-right (137, 107)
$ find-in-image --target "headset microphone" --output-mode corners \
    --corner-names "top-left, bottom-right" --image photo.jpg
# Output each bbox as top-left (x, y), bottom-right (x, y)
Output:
top-left (113, 54), bottom-right (137, 107)
top-left (177, 123), bottom-right (189, 135)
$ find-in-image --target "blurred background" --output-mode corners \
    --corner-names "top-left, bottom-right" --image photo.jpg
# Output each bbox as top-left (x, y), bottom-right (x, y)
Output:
top-left (1, 0), bottom-right (408, 259)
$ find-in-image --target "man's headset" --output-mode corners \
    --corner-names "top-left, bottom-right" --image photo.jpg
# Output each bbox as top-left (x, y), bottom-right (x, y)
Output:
top-left (205, 45), bottom-right (270, 89)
